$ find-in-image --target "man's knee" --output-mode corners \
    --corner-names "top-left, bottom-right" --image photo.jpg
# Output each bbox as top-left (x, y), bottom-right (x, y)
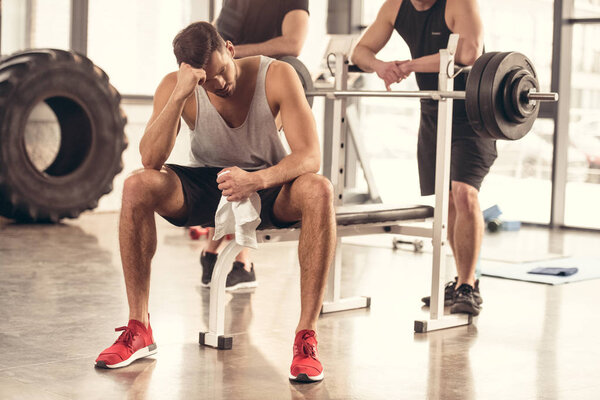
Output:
top-left (122, 169), bottom-right (164, 208)
top-left (294, 174), bottom-right (334, 209)
top-left (451, 181), bottom-right (480, 214)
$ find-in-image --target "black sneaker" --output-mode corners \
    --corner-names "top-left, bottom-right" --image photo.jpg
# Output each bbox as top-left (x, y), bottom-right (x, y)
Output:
top-left (225, 262), bottom-right (257, 291)
top-left (450, 284), bottom-right (481, 316)
top-left (421, 278), bottom-right (457, 307)
top-left (200, 251), bottom-right (218, 287)
top-left (200, 252), bottom-right (258, 291)
top-left (421, 278), bottom-right (483, 307)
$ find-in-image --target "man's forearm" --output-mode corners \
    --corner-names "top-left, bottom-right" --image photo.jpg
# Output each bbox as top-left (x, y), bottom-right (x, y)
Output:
top-left (235, 36), bottom-right (302, 58)
top-left (140, 94), bottom-right (186, 170)
top-left (253, 151), bottom-right (320, 190)
top-left (350, 45), bottom-right (381, 73)
top-left (407, 48), bottom-right (480, 75)
top-left (405, 53), bottom-right (441, 74)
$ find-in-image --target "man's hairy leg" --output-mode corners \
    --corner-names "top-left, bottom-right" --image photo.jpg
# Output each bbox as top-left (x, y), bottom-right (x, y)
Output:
top-left (450, 181), bottom-right (483, 288)
top-left (119, 167), bottom-right (187, 327)
top-left (273, 174), bottom-right (336, 333)
top-left (204, 227), bottom-right (224, 253)
top-left (448, 192), bottom-right (457, 276)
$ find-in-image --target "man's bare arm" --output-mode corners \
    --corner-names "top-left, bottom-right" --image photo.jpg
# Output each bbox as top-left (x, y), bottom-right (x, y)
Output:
top-left (351, 0), bottom-right (407, 90)
top-left (140, 64), bottom-right (205, 170)
top-left (255, 61), bottom-right (320, 187)
top-left (351, 0), bottom-right (398, 72)
top-left (396, 0), bottom-right (484, 75)
top-left (233, 10), bottom-right (309, 58)
top-left (450, 0), bottom-right (483, 66)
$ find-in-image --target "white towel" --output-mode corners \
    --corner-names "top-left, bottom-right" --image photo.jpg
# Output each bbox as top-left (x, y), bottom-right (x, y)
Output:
top-left (212, 173), bottom-right (262, 249)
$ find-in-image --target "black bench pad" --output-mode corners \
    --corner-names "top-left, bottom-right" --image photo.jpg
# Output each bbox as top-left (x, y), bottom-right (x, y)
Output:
top-left (258, 204), bottom-right (433, 231)
top-left (335, 204), bottom-right (433, 226)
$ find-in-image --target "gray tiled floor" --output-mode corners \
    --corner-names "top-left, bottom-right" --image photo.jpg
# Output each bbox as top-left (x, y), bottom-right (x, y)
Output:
top-left (1, 213), bottom-right (599, 399)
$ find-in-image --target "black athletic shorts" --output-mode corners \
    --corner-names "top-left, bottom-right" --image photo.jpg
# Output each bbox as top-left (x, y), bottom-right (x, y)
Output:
top-left (417, 108), bottom-right (497, 196)
top-left (163, 164), bottom-right (295, 229)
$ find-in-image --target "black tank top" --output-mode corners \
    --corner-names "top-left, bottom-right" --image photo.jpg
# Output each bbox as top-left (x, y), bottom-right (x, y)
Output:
top-left (394, 0), bottom-right (468, 118)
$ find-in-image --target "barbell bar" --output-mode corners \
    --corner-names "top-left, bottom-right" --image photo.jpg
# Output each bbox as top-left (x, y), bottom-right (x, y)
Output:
top-left (304, 89), bottom-right (558, 102)
top-left (290, 51), bottom-right (559, 141)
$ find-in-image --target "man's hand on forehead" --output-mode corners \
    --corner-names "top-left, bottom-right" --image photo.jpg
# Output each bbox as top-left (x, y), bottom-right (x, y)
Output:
top-left (173, 62), bottom-right (207, 100)
top-left (181, 62), bottom-right (207, 84)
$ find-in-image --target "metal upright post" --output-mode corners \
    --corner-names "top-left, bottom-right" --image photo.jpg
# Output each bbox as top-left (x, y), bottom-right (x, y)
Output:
top-left (415, 34), bottom-right (470, 332)
top-left (550, 0), bottom-right (574, 227)
top-left (70, 0), bottom-right (89, 55)
top-left (324, 53), bottom-right (348, 307)
top-left (329, 52), bottom-right (349, 205)
top-left (322, 53), bottom-right (370, 313)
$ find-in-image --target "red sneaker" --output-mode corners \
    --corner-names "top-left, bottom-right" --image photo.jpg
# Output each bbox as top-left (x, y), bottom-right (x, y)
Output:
top-left (289, 330), bottom-right (324, 382)
top-left (95, 319), bottom-right (157, 369)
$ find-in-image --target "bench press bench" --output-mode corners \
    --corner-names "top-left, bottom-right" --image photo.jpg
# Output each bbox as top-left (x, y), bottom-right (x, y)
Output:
top-left (199, 35), bottom-right (469, 350)
top-left (199, 34), bottom-right (558, 349)
top-left (199, 203), bottom-right (445, 349)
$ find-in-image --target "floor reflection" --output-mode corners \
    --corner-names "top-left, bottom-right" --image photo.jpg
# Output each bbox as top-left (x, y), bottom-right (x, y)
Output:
top-left (95, 359), bottom-right (157, 400)
top-left (417, 325), bottom-right (478, 400)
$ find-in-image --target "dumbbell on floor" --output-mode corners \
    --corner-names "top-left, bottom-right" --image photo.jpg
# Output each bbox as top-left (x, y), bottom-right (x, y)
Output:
top-left (392, 238), bottom-right (425, 252)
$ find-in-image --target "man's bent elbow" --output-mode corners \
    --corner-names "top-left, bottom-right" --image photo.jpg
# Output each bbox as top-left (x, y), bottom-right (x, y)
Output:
top-left (350, 46), bottom-right (372, 71)
top-left (350, 48), bottom-right (361, 66)
top-left (285, 38), bottom-right (303, 57)
top-left (306, 155), bottom-right (320, 174)
top-left (141, 155), bottom-right (163, 171)
top-left (458, 48), bottom-right (481, 66)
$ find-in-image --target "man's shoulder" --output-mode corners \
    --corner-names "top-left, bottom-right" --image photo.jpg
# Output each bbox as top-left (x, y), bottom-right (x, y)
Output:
top-left (153, 71), bottom-right (186, 106)
top-left (155, 71), bottom-right (178, 95)
top-left (384, 0), bottom-right (403, 9)
top-left (379, 0), bottom-right (403, 22)
top-left (161, 71), bottom-right (178, 87)
top-left (265, 59), bottom-right (296, 83)
top-left (446, 0), bottom-right (478, 12)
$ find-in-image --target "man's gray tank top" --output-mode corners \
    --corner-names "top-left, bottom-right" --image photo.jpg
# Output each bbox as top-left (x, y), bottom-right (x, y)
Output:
top-left (188, 56), bottom-right (288, 170)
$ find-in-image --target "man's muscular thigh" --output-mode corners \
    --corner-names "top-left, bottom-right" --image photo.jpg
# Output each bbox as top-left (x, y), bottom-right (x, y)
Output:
top-left (272, 174), bottom-right (334, 223)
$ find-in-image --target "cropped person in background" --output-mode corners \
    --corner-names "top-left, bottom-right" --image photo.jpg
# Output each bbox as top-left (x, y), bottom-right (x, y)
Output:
top-left (216, 0), bottom-right (309, 58)
top-left (352, 0), bottom-right (495, 316)
top-left (197, 0), bottom-right (310, 291)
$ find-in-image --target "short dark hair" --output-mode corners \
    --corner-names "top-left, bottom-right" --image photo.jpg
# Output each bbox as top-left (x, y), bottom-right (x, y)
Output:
top-left (172, 22), bottom-right (225, 68)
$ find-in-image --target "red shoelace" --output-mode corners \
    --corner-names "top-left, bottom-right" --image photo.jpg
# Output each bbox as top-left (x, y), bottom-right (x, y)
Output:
top-left (114, 326), bottom-right (137, 351)
top-left (298, 331), bottom-right (317, 359)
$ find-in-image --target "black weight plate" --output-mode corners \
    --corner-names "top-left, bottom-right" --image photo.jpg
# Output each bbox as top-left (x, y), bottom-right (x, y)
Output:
top-left (502, 69), bottom-right (527, 123)
top-left (513, 74), bottom-right (538, 119)
top-left (466, 52), bottom-right (499, 138)
top-left (478, 52), bottom-right (511, 140)
top-left (479, 52), bottom-right (540, 140)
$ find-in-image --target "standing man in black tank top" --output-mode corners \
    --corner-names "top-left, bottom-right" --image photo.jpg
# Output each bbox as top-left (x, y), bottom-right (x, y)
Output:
top-left (352, 0), bottom-right (496, 316)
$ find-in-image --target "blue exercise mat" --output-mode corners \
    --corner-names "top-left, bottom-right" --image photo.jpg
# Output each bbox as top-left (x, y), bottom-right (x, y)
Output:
top-left (482, 257), bottom-right (600, 285)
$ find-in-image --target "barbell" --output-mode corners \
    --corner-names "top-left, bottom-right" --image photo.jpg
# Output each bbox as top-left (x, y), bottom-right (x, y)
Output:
top-left (282, 52), bottom-right (558, 141)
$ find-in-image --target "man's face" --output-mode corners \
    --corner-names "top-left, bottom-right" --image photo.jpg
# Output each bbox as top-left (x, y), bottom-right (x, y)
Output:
top-left (202, 42), bottom-right (237, 98)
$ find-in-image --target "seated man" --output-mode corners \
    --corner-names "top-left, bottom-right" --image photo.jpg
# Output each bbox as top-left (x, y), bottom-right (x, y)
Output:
top-left (200, 0), bottom-right (310, 291)
top-left (95, 22), bottom-right (334, 383)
